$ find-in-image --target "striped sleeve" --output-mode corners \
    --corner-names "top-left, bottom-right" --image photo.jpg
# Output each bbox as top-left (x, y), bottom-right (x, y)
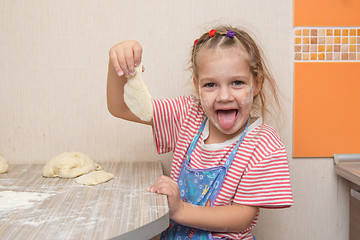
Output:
top-left (152, 96), bottom-right (192, 154)
top-left (234, 130), bottom-right (293, 208)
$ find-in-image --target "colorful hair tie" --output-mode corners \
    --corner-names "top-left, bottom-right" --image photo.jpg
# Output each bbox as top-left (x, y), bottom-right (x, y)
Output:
top-left (209, 29), bottom-right (216, 37)
top-left (226, 30), bottom-right (236, 38)
top-left (194, 39), bottom-right (199, 46)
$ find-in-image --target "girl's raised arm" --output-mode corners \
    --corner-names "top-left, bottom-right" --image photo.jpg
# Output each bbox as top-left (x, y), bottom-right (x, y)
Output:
top-left (106, 41), bottom-right (152, 125)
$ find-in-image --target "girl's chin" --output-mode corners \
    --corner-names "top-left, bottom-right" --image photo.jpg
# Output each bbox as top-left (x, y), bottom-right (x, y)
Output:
top-left (220, 127), bottom-right (242, 135)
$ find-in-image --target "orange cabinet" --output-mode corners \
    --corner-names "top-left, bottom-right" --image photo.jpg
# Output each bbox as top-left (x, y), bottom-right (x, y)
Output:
top-left (294, 0), bottom-right (360, 26)
top-left (293, 62), bottom-right (360, 157)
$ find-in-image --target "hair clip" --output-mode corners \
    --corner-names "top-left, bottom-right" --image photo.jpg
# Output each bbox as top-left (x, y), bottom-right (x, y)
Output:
top-left (226, 30), bottom-right (236, 38)
top-left (209, 29), bottom-right (216, 37)
top-left (194, 39), bottom-right (199, 46)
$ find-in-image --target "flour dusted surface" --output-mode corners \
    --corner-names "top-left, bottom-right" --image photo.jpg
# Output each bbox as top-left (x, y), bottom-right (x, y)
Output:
top-left (0, 191), bottom-right (53, 212)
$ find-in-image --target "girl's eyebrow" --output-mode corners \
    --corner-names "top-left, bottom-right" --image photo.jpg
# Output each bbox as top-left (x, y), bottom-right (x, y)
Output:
top-left (199, 75), bottom-right (250, 82)
top-left (198, 77), bottom-right (214, 82)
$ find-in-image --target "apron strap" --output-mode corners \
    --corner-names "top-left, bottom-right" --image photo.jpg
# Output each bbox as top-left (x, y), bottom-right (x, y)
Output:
top-left (223, 117), bottom-right (250, 171)
top-left (186, 116), bottom-right (250, 168)
top-left (185, 117), bottom-right (207, 165)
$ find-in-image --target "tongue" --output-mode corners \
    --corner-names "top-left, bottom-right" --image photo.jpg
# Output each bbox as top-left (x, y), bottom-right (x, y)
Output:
top-left (217, 110), bottom-right (237, 129)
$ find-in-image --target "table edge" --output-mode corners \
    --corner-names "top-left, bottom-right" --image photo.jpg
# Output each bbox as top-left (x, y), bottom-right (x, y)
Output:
top-left (334, 163), bottom-right (360, 186)
top-left (109, 210), bottom-right (169, 240)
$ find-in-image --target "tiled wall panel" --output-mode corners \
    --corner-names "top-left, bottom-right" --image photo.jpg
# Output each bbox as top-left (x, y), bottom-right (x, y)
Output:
top-left (294, 0), bottom-right (360, 157)
top-left (294, 27), bottom-right (360, 61)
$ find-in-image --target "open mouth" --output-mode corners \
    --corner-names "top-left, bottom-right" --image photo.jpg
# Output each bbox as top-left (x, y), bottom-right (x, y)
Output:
top-left (216, 109), bottom-right (239, 130)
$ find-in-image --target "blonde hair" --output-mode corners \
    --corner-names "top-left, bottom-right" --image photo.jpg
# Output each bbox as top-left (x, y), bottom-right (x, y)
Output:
top-left (190, 25), bottom-right (280, 123)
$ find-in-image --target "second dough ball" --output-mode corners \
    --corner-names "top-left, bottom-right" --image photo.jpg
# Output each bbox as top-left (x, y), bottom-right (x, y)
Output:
top-left (0, 155), bottom-right (9, 174)
top-left (75, 170), bottom-right (114, 186)
top-left (42, 152), bottom-right (101, 178)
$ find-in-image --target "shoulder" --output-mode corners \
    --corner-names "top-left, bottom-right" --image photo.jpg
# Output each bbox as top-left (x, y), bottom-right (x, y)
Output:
top-left (244, 120), bottom-right (287, 162)
top-left (153, 95), bottom-right (201, 110)
top-left (178, 95), bottom-right (202, 110)
top-left (172, 95), bottom-right (204, 120)
top-left (256, 124), bottom-right (284, 148)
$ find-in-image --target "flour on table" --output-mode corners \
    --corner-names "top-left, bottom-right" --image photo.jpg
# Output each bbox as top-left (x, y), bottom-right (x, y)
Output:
top-left (0, 155), bottom-right (9, 174)
top-left (124, 63), bottom-right (153, 121)
top-left (0, 191), bottom-right (53, 212)
top-left (75, 170), bottom-right (114, 186)
top-left (42, 152), bottom-right (101, 178)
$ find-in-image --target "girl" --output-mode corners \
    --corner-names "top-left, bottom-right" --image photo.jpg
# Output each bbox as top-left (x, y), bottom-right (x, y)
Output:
top-left (107, 26), bottom-right (293, 240)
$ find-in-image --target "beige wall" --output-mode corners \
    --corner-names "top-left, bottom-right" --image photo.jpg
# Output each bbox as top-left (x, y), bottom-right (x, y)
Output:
top-left (0, 1), bottom-right (349, 239)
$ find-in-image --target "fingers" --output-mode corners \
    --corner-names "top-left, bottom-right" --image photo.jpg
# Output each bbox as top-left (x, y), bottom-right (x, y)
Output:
top-left (109, 40), bottom-right (143, 78)
top-left (109, 49), bottom-right (123, 77)
top-left (147, 175), bottom-right (166, 194)
top-left (148, 176), bottom-right (184, 219)
top-left (123, 47), bottom-right (136, 76)
top-left (133, 44), bottom-right (142, 68)
top-left (147, 175), bottom-right (178, 196)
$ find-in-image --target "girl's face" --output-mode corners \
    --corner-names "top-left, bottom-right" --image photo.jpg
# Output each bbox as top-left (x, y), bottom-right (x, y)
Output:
top-left (194, 46), bottom-right (261, 143)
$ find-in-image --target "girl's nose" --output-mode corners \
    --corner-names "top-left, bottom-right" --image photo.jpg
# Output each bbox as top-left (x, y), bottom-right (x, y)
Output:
top-left (217, 86), bottom-right (234, 102)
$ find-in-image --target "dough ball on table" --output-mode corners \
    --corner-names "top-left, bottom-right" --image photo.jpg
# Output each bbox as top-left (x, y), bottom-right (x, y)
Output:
top-left (124, 63), bottom-right (153, 122)
top-left (75, 170), bottom-right (114, 186)
top-left (0, 155), bottom-right (9, 174)
top-left (42, 152), bottom-right (101, 178)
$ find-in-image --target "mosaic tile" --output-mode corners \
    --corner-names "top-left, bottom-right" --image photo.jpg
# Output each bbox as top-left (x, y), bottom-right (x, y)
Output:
top-left (326, 45), bottom-right (333, 52)
top-left (294, 27), bottom-right (360, 61)
top-left (326, 29), bottom-right (333, 36)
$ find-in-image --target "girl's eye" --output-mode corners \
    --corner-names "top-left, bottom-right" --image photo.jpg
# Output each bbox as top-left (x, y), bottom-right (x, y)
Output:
top-left (233, 81), bottom-right (244, 86)
top-left (204, 83), bottom-right (216, 88)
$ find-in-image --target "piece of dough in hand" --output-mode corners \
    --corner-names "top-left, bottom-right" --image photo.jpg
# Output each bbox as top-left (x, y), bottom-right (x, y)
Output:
top-left (42, 152), bottom-right (101, 178)
top-left (0, 155), bottom-right (9, 174)
top-left (75, 170), bottom-right (114, 186)
top-left (124, 63), bottom-right (153, 121)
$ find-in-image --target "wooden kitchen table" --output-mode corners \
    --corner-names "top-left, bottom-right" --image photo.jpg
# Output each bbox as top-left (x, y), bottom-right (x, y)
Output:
top-left (334, 154), bottom-right (360, 240)
top-left (0, 162), bottom-right (169, 240)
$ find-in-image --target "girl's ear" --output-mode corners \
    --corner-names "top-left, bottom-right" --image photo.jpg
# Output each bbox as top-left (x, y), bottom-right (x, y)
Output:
top-left (193, 77), bottom-right (200, 96)
top-left (253, 76), bottom-right (263, 97)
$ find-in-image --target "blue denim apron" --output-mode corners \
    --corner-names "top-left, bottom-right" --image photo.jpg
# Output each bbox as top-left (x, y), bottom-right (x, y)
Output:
top-left (161, 117), bottom-right (250, 240)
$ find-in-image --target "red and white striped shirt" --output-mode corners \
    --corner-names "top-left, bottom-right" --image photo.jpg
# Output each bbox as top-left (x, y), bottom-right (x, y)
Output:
top-left (152, 95), bottom-right (293, 239)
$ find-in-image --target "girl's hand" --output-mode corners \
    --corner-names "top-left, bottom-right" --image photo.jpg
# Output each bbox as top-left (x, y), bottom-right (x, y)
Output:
top-left (109, 40), bottom-right (143, 78)
top-left (147, 175), bottom-right (184, 219)
top-left (147, 176), bottom-right (258, 232)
